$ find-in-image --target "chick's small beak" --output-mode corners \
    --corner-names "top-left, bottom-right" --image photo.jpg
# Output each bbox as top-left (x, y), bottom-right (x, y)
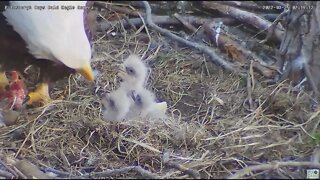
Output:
top-left (156, 102), bottom-right (168, 113)
top-left (129, 90), bottom-right (137, 101)
top-left (77, 64), bottom-right (94, 81)
top-left (118, 67), bottom-right (127, 81)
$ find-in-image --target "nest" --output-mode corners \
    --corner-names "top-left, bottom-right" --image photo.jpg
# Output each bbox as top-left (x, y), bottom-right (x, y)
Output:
top-left (0, 19), bottom-right (319, 179)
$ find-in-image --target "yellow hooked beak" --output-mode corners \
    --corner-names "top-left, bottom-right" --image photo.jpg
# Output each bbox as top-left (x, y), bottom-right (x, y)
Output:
top-left (77, 63), bottom-right (94, 81)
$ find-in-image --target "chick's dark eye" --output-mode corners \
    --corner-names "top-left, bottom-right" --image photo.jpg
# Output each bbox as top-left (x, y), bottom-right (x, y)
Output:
top-left (135, 94), bottom-right (142, 106)
top-left (109, 98), bottom-right (115, 108)
top-left (126, 67), bottom-right (135, 75)
top-left (101, 103), bottom-right (106, 111)
top-left (116, 74), bottom-right (124, 83)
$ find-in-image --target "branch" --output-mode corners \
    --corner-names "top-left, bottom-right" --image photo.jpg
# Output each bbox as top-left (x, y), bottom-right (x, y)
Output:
top-left (173, 13), bottom-right (198, 33)
top-left (228, 161), bottom-right (320, 179)
top-left (203, 21), bottom-right (277, 78)
top-left (78, 166), bottom-right (161, 179)
top-left (97, 15), bottom-right (236, 32)
top-left (0, 158), bottom-right (18, 178)
top-left (165, 161), bottom-right (201, 179)
top-left (142, 1), bottom-right (245, 77)
top-left (216, 1), bottom-right (262, 11)
top-left (94, 2), bottom-right (145, 17)
top-left (13, 160), bottom-right (51, 179)
top-left (202, 2), bottom-right (284, 42)
top-left (0, 169), bottom-right (14, 179)
top-left (260, 10), bottom-right (289, 44)
top-left (162, 152), bottom-right (201, 179)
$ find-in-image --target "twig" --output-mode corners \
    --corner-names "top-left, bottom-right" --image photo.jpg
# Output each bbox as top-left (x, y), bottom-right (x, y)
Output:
top-left (142, 1), bottom-right (245, 77)
top-left (94, 2), bottom-right (145, 17)
top-left (12, 166), bottom-right (28, 179)
top-left (15, 104), bottom-right (53, 157)
top-left (135, 5), bottom-right (152, 61)
top-left (173, 13), bottom-right (198, 33)
top-left (202, 1), bottom-right (284, 41)
top-left (228, 161), bottom-right (320, 179)
top-left (97, 15), bottom-right (236, 32)
top-left (77, 166), bottom-right (161, 179)
top-left (216, 1), bottom-right (262, 11)
top-left (123, 16), bottom-right (138, 30)
top-left (121, 137), bottom-right (161, 154)
top-left (243, 71), bottom-right (253, 112)
top-left (39, 167), bottom-right (71, 178)
top-left (203, 21), bottom-right (276, 77)
top-left (260, 10), bottom-right (289, 44)
top-left (0, 169), bottom-right (14, 179)
top-left (14, 160), bottom-right (50, 179)
top-left (165, 161), bottom-right (201, 179)
top-left (312, 148), bottom-right (320, 163)
top-left (0, 158), bottom-right (18, 178)
top-left (162, 151), bottom-right (201, 179)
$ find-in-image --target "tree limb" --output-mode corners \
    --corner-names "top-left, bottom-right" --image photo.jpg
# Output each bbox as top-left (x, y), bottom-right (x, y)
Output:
top-left (97, 15), bottom-right (236, 32)
top-left (202, 1), bottom-right (284, 42)
top-left (228, 161), bottom-right (320, 179)
top-left (142, 1), bottom-right (246, 77)
top-left (78, 166), bottom-right (161, 179)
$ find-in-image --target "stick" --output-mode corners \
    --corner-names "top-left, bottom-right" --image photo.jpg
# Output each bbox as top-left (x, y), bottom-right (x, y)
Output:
top-left (244, 71), bottom-right (253, 111)
top-left (39, 167), bottom-right (71, 178)
top-left (162, 151), bottom-right (201, 179)
top-left (202, 2), bottom-right (284, 41)
top-left (165, 161), bottom-right (201, 179)
top-left (142, 1), bottom-right (245, 77)
top-left (77, 166), bottom-right (161, 179)
top-left (0, 158), bottom-right (18, 178)
top-left (97, 15), bottom-right (236, 32)
top-left (94, 2), bottom-right (145, 17)
top-left (216, 1), bottom-right (262, 11)
top-left (260, 10), bottom-right (289, 44)
top-left (0, 169), bottom-right (14, 179)
top-left (228, 161), bottom-right (320, 179)
top-left (173, 13), bottom-right (198, 33)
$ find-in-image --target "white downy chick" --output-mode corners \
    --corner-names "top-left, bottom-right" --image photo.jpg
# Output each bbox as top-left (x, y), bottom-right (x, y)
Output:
top-left (102, 88), bottom-right (132, 122)
top-left (118, 54), bottom-right (149, 92)
top-left (126, 88), bottom-right (168, 120)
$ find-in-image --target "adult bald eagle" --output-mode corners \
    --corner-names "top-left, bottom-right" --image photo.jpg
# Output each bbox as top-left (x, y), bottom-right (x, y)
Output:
top-left (0, 1), bottom-right (96, 106)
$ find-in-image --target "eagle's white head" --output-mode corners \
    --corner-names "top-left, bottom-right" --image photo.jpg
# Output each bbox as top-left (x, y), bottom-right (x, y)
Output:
top-left (3, 1), bottom-right (94, 80)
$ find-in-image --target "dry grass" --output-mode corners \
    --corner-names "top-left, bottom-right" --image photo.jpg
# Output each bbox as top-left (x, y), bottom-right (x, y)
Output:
top-left (1, 15), bottom-right (320, 179)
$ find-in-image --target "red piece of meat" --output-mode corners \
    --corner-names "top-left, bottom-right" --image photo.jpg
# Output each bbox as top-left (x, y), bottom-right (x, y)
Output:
top-left (0, 71), bottom-right (27, 110)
